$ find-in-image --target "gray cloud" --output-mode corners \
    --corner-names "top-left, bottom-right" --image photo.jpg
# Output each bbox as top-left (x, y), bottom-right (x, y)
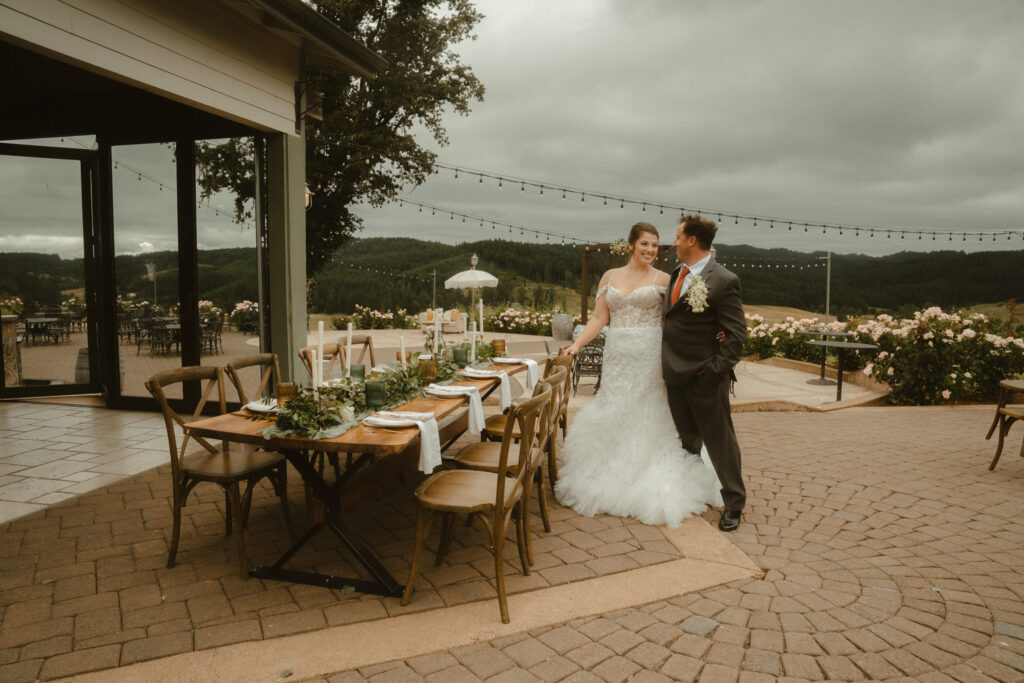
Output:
top-left (355, 0), bottom-right (1024, 256)
top-left (2, 1), bottom-right (1022, 261)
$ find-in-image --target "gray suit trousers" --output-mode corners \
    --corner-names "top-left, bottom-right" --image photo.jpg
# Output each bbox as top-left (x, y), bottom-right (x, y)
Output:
top-left (666, 376), bottom-right (746, 512)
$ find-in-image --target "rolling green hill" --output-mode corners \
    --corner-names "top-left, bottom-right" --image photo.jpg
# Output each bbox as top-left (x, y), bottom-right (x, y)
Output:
top-left (1, 239), bottom-right (1020, 320)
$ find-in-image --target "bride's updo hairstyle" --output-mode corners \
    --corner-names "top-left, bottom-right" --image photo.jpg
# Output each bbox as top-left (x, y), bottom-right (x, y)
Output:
top-left (628, 222), bottom-right (659, 248)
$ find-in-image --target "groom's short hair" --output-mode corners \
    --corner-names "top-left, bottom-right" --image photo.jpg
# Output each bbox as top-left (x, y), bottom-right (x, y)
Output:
top-left (680, 214), bottom-right (717, 251)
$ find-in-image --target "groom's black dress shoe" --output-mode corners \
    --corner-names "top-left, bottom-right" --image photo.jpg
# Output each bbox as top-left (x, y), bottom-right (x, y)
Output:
top-left (718, 509), bottom-right (741, 532)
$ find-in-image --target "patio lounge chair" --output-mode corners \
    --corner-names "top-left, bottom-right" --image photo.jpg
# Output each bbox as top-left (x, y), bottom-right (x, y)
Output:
top-left (441, 309), bottom-right (467, 334)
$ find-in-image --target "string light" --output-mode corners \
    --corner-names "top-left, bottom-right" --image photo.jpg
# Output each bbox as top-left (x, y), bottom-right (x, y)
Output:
top-left (397, 197), bottom-right (594, 245)
top-left (338, 141), bottom-right (1024, 243)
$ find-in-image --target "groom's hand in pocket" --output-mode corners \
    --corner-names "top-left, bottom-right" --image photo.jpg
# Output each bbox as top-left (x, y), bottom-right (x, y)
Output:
top-left (716, 330), bottom-right (726, 342)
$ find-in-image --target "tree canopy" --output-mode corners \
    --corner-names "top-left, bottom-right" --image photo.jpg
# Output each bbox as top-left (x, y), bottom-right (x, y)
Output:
top-left (195, 0), bottom-right (485, 276)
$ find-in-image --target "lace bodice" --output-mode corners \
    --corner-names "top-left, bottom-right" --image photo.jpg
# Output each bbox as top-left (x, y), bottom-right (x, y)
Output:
top-left (597, 284), bottom-right (667, 328)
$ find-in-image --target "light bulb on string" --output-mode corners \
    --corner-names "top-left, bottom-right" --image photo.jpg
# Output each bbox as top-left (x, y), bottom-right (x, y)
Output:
top-left (454, 169), bottom-right (458, 180)
top-left (620, 199), bottom-right (624, 209)
top-left (580, 194), bottom-right (585, 202)
top-left (642, 203), bottom-right (647, 213)
top-left (498, 178), bottom-right (503, 188)
top-left (478, 175), bottom-right (482, 184)
top-left (521, 182), bottom-right (525, 192)
top-left (603, 197), bottom-right (607, 206)
top-left (661, 206), bottom-right (665, 215)
top-left (770, 221), bottom-right (775, 230)
top-left (735, 216), bottom-right (739, 225)
top-left (540, 185), bottom-right (544, 195)
top-left (561, 190), bottom-right (566, 200)
top-left (788, 223), bottom-right (793, 231)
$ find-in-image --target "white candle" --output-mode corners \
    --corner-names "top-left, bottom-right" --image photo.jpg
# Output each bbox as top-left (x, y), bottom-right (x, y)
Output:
top-left (400, 335), bottom-right (406, 369)
top-left (479, 299), bottom-right (484, 334)
top-left (317, 320), bottom-right (324, 381)
top-left (346, 322), bottom-right (353, 376)
top-left (433, 309), bottom-right (440, 355)
top-left (311, 349), bottom-right (319, 387)
top-left (470, 322), bottom-right (476, 364)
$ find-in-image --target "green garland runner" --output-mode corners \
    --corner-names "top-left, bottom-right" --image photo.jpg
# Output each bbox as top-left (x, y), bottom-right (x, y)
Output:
top-left (259, 343), bottom-right (497, 439)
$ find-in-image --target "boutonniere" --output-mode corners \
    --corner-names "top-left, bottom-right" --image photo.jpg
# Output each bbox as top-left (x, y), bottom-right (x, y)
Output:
top-left (685, 275), bottom-right (709, 313)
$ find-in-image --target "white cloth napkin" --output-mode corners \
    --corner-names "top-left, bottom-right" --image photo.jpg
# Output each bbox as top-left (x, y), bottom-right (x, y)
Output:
top-left (492, 358), bottom-right (539, 390)
top-left (460, 368), bottom-right (512, 409)
top-left (362, 411), bottom-right (442, 474)
top-left (426, 383), bottom-right (484, 435)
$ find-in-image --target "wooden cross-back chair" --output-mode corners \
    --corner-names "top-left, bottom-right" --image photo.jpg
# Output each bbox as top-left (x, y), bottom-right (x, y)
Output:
top-left (985, 378), bottom-right (1024, 470)
top-left (298, 342), bottom-right (344, 382)
top-left (454, 370), bottom-right (565, 567)
top-left (298, 335), bottom-right (378, 381)
top-left (402, 387), bottom-right (550, 623)
top-left (481, 354), bottom-right (573, 488)
top-left (145, 366), bottom-right (291, 577)
top-left (225, 353), bottom-right (282, 405)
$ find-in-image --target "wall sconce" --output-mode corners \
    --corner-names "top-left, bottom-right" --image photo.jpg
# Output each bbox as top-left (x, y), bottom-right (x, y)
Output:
top-left (304, 184), bottom-right (314, 210)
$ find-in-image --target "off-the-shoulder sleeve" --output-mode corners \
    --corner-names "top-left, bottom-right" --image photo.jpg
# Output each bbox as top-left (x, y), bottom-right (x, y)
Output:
top-left (595, 284), bottom-right (610, 299)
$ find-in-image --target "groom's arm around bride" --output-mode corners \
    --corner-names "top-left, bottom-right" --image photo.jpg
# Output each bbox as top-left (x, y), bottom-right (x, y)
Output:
top-left (662, 215), bottom-right (748, 531)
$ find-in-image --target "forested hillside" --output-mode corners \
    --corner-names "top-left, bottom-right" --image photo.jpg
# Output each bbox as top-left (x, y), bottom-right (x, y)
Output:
top-left (1, 238), bottom-right (1020, 318)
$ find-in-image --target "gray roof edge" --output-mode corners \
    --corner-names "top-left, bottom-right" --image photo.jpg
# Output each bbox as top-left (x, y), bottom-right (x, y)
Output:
top-left (244, 0), bottom-right (387, 77)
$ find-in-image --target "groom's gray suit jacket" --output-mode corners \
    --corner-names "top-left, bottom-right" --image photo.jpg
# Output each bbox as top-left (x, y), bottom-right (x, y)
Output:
top-left (661, 255), bottom-right (747, 385)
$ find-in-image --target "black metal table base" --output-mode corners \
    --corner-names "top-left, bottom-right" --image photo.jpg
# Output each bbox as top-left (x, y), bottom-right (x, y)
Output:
top-left (251, 516), bottom-right (403, 597)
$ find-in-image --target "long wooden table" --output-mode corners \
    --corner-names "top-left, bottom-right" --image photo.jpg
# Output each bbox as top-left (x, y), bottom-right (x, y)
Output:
top-left (184, 363), bottom-right (527, 596)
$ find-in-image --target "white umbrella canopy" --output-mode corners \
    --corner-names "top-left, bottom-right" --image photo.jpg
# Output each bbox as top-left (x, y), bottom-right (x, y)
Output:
top-left (444, 269), bottom-right (498, 289)
top-left (443, 255), bottom-right (498, 331)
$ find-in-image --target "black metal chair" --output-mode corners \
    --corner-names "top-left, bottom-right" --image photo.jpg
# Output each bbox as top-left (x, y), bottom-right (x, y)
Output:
top-left (573, 335), bottom-right (605, 395)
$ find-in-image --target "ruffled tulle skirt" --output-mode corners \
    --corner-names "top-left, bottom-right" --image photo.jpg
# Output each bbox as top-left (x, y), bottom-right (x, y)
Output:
top-left (555, 326), bottom-right (723, 528)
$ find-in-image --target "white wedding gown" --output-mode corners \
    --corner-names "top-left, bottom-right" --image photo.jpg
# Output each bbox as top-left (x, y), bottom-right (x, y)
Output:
top-left (554, 280), bottom-right (723, 528)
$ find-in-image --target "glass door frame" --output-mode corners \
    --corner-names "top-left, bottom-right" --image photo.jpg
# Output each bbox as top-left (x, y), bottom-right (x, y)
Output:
top-left (0, 142), bottom-right (102, 398)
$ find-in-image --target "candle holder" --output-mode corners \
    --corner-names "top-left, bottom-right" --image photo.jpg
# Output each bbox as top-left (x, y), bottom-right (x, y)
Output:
top-left (452, 347), bottom-right (468, 368)
top-left (276, 382), bottom-right (298, 404)
top-left (419, 358), bottom-right (437, 382)
top-left (491, 339), bottom-right (507, 356)
top-left (349, 364), bottom-right (365, 381)
top-left (396, 351), bottom-right (412, 363)
top-left (364, 380), bottom-right (386, 408)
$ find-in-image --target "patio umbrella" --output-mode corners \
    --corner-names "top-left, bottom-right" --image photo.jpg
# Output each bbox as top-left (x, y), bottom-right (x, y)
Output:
top-left (444, 255), bottom-right (498, 330)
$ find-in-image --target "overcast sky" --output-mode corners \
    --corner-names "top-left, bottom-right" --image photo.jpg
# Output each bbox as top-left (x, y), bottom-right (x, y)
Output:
top-left (2, 0), bottom-right (1023, 260)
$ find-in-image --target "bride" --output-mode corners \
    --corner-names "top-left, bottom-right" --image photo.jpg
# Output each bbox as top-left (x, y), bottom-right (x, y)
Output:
top-left (557, 222), bottom-right (722, 528)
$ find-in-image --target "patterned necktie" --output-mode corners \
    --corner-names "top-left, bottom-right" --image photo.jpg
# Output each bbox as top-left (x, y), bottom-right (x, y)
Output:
top-left (670, 266), bottom-right (690, 306)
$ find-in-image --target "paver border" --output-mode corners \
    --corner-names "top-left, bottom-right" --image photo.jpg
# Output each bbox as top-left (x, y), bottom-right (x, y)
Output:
top-left (56, 517), bottom-right (760, 682)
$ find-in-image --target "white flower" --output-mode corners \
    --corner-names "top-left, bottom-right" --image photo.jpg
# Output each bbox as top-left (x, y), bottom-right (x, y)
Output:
top-left (887, 367), bottom-right (894, 376)
top-left (685, 276), bottom-right (709, 313)
top-left (942, 390), bottom-right (951, 400)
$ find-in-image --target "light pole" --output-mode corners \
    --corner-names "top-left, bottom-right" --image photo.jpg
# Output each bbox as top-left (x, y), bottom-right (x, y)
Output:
top-left (821, 251), bottom-right (832, 324)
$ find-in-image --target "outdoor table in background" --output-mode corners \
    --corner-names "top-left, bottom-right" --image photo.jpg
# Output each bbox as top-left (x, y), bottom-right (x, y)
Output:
top-left (183, 362), bottom-right (527, 596)
top-left (806, 339), bottom-right (879, 401)
top-left (796, 328), bottom-right (856, 385)
top-left (23, 317), bottom-right (58, 344)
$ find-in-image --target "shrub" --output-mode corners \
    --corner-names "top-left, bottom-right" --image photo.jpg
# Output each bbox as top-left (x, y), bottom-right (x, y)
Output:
top-left (744, 308), bottom-right (1024, 405)
top-left (348, 304), bottom-right (418, 330)
top-left (0, 295), bottom-right (23, 316)
top-left (230, 300), bottom-right (259, 329)
top-left (854, 308), bottom-right (1024, 405)
top-left (487, 307), bottom-right (581, 336)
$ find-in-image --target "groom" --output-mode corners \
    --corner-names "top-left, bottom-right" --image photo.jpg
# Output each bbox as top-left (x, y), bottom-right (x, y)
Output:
top-left (662, 215), bottom-right (748, 531)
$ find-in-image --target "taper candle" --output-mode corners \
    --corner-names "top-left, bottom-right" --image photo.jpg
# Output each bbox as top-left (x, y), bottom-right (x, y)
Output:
top-left (400, 336), bottom-right (407, 369)
top-left (470, 321), bottom-right (476, 364)
top-left (317, 321), bottom-right (324, 381)
top-left (346, 322), bottom-right (353, 376)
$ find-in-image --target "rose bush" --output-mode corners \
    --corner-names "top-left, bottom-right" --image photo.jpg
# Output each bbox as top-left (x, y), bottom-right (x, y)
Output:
top-left (230, 300), bottom-right (259, 330)
top-left (853, 308), bottom-right (1024, 405)
top-left (345, 304), bottom-right (418, 330)
top-left (487, 307), bottom-right (581, 336)
top-left (744, 308), bottom-right (1024, 405)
